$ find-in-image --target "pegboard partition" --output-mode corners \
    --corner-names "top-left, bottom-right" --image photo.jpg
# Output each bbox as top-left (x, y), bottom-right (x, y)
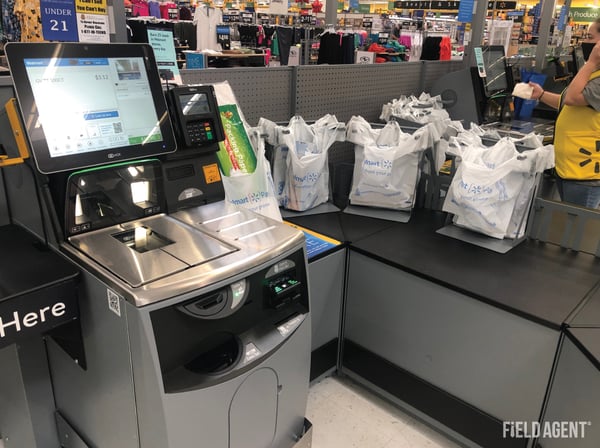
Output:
top-left (421, 60), bottom-right (465, 93)
top-left (181, 61), bottom-right (463, 125)
top-left (294, 62), bottom-right (424, 123)
top-left (181, 67), bottom-right (294, 126)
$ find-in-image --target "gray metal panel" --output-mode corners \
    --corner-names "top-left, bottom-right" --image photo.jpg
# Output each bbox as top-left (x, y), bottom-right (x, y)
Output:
top-left (47, 269), bottom-right (139, 448)
top-left (0, 345), bottom-right (36, 448)
top-left (421, 60), bottom-right (465, 93)
top-left (539, 336), bottom-right (600, 447)
top-left (108, 0), bottom-right (127, 43)
top-left (180, 67), bottom-right (294, 126)
top-left (124, 245), bottom-right (310, 448)
top-left (344, 251), bottom-right (559, 422)
top-left (126, 298), bottom-right (310, 448)
top-left (55, 412), bottom-right (90, 448)
top-left (308, 249), bottom-right (345, 350)
top-left (294, 63), bottom-right (423, 123)
top-left (229, 368), bottom-right (278, 448)
top-left (529, 198), bottom-right (600, 257)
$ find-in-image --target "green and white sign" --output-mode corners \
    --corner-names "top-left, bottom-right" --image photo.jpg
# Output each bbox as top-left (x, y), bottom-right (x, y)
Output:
top-left (570, 8), bottom-right (600, 23)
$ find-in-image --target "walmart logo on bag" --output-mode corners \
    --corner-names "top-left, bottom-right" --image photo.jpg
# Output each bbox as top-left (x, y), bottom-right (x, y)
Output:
top-left (230, 190), bottom-right (269, 205)
top-left (363, 159), bottom-right (392, 169)
top-left (250, 191), bottom-right (269, 203)
top-left (293, 172), bottom-right (320, 184)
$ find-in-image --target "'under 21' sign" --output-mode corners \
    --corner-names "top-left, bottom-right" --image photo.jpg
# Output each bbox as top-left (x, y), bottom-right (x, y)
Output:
top-left (40, 0), bottom-right (79, 42)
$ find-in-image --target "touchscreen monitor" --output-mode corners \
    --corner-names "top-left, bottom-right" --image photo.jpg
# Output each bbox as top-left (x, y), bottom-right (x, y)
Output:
top-left (5, 42), bottom-right (176, 174)
top-left (481, 46), bottom-right (509, 96)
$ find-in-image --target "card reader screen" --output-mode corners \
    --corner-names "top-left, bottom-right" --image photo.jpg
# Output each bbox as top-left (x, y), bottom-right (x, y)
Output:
top-left (179, 93), bottom-right (210, 116)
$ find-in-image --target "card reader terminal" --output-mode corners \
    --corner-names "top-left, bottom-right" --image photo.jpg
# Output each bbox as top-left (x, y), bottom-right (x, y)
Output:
top-left (166, 85), bottom-right (225, 151)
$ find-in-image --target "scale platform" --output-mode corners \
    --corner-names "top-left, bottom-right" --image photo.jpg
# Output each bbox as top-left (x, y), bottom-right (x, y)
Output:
top-left (69, 214), bottom-right (237, 288)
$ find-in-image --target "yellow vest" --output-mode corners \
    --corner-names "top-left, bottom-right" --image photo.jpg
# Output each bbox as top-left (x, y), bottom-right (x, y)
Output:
top-left (554, 69), bottom-right (600, 180)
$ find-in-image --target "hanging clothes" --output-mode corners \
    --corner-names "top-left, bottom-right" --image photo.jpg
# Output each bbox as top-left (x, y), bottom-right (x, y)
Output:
top-left (262, 25), bottom-right (276, 47)
top-left (131, 0), bottom-right (150, 17)
top-left (317, 32), bottom-right (355, 65)
top-left (126, 18), bottom-right (150, 42)
top-left (179, 6), bottom-right (192, 20)
top-left (341, 34), bottom-right (354, 64)
top-left (270, 30), bottom-right (280, 57)
top-left (420, 36), bottom-right (442, 60)
top-left (276, 26), bottom-right (294, 65)
top-left (174, 20), bottom-right (196, 50)
top-left (2, 0), bottom-right (20, 42)
top-left (317, 32), bottom-right (341, 64)
top-left (439, 35), bottom-right (452, 60)
top-left (194, 5), bottom-right (222, 51)
top-left (160, 2), bottom-right (178, 20)
top-left (13, 0), bottom-right (42, 42)
top-left (238, 24), bottom-right (258, 48)
top-left (147, 0), bottom-right (161, 19)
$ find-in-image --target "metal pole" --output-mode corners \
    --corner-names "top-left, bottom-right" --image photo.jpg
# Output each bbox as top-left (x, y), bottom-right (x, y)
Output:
top-left (464, 0), bottom-right (488, 68)
top-left (535, 0), bottom-right (557, 70)
top-left (325, 0), bottom-right (338, 27)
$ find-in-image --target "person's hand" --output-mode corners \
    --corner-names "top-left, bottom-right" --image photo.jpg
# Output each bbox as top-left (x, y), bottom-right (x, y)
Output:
top-left (587, 41), bottom-right (600, 69)
top-left (528, 82), bottom-right (544, 100)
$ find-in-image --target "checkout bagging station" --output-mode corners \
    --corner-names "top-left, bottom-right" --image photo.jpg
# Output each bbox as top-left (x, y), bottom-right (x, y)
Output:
top-left (1, 41), bottom-right (600, 448)
top-left (0, 42), bottom-right (312, 448)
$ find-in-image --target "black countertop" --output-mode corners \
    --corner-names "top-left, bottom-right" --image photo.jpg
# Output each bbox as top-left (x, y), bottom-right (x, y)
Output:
top-left (292, 209), bottom-right (600, 330)
top-left (567, 328), bottom-right (600, 370)
top-left (0, 224), bottom-right (79, 302)
top-left (285, 212), bottom-right (397, 244)
top-left (569, 284), bottom-right (600, 328)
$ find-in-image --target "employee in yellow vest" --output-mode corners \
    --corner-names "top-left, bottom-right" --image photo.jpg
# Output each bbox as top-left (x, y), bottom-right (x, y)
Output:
top-left (528, 18), bottom-right (600, 209)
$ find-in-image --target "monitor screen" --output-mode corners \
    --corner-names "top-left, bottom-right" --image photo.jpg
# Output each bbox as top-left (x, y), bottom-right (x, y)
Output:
top-left (5, 42), bottom-right (176, 174)
top-left (480, 45), bottom-right (509, 96)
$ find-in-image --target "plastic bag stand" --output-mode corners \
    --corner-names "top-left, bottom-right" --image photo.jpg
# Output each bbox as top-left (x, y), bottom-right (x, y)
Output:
top-left (436, 224), bottom-right (526, 254)
top-left (343, 204), bottom-right (412, 223)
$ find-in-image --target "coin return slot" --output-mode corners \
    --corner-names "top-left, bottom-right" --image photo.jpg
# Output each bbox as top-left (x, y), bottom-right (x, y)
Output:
top-left (112, 226), bottom-right (174, 253)
top-left (185, 332), bottom-right (242, 375)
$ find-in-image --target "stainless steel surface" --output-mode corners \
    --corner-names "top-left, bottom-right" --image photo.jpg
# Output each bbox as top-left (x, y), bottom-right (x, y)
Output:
top-left (120, 214), bottom-right (237, 268)
top-left (68, 219), bottom-right (189, 288)
top-left (64, 201), bottom-right (305, 307)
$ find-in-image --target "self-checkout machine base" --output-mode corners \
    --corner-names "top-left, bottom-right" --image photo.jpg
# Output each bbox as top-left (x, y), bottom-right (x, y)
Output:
top-left (53, 160), bottom-right (313, 447)
top-left (3, 42), bottom-right (312, 448)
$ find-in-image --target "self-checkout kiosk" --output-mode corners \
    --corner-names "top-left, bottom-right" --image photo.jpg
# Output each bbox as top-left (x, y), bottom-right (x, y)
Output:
top-left (431, 45), bottom-right (513, 125)
top-left (431, 45), bottom-right (555, 140)
top-left (1, 42), bottom-right (312, 448)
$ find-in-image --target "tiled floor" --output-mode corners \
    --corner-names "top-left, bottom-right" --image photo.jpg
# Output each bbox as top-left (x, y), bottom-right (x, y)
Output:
top-left (306, 375), bottom-right (463, 448)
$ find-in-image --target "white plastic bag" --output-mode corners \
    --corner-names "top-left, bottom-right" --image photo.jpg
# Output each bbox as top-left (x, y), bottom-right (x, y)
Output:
top-left (346, 116), bottom-right (428, 210)
top-left (278, 115), bottom-right (344, 211)
top-left (221, 128), bottom-right (282, 221)
top-left (257, 117), bottom-right (288, 206)
top-left (442, 138), bottom-right (554, 239)
top-left (213, 82), bottom-right (281, 221)
top-left (380, 93), bottom-right (450, 124)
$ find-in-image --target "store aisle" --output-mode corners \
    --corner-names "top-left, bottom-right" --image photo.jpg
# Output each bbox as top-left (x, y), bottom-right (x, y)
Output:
top-left (306, 375), bottom-right (463, 448)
